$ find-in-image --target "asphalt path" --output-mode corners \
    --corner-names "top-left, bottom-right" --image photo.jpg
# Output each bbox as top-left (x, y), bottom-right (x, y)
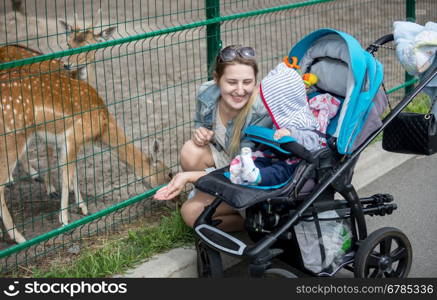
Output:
top-left (224, 154), bottom-right (437, 278)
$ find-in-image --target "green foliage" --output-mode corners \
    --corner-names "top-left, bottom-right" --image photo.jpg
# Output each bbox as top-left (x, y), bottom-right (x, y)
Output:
top-left (404, 93), bottom-right (431, 114)
top-left (31, 210), bottom-right (194, 278)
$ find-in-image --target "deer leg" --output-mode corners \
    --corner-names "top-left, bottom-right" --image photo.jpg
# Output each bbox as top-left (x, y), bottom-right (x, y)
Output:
top-left (72, 168), bottom-right (87, 215)
top-left (5, 170), bottom-right (15, 187)
top-left (42, 145), bottom-right (57, 197)
top-left (68, 123), bottom-right (87, 216)
top-left (0, 186), bottom-right (26, 243)
top-left (3, 143), bottom-right (19, 186)
top-left (34, 134), bottom-right (57, 196)
top-left (59, 131), bottom-right (88, 225)
top-left (20, 138), bottom-right (58, 197)
top-left (0, 134), bottom-right (27, 243)
top-left (60, 159), bottom-right (86, 223)
top-left (19, 135), bottom-right (40, 181)
top-left (59, 149), bottom-right (72, 226)
top-left (19, 145), bottom-right (41, 181)
top-left (20, 157), bottom-right (39, 180)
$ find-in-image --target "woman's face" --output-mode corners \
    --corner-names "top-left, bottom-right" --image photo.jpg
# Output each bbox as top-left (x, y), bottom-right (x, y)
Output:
top-left (216, 63), bottom-right (256, 112)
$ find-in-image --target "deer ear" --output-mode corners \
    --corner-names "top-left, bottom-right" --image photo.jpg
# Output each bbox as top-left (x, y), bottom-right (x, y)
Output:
top-left (98, 27), bottom-right (116, 41)
top-left (150, 140), bottom-right (160, 163)
top-left (153, 140), bottom-right (160, 154)
top-left (58, 19), bottom-right (74, 34)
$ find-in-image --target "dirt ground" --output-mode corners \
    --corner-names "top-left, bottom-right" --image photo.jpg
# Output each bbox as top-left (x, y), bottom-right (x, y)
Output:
top-left (0, 0), bottom-right (436, 269)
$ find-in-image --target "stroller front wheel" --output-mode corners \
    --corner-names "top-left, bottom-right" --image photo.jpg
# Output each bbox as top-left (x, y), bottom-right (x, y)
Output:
top-left (354, 227), bottom-right (412, 278)
top-left (195, 237), bottom-right (224, 278)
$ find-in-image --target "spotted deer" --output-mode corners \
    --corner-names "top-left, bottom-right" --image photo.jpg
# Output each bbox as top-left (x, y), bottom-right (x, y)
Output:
top-left (0, 14), bottom-right (117, 197)
top-left (0, 45), bottom-right (60, 193)
top-left (0, 45), bottom-right (74, 193)
top-left (2, 8), bottom-right (116, 84)
top-left (58, 10), bottom-right (116, 87)
top-left (0, 60), bottom-right (170, 244)
top-left (0, 44), bottom-right (66, 74)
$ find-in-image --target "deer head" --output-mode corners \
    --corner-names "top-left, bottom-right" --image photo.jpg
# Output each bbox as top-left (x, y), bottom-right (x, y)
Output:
top-left (148, 140), bottom-right (173, 187)
top-left (58, 10), bottom-right (115, 82)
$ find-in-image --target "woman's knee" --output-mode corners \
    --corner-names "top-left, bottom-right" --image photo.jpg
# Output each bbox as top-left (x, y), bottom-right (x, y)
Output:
top-left (180, 140), bottom-right (213, 171)
top-left (180, 200), bottom-right (204, 228)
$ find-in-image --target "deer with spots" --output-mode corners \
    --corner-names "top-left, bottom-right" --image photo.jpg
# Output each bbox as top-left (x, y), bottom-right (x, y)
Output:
top-left (58, 10), bottom-right (116, 87)
top-left (0, 45), bottom-right (61, 195)
top-left (1, 9), bottom-right (115, 86)
top-left (0, 14), bottom-right (117, 196)
top-left (0, 20), bottom-right (170, 245)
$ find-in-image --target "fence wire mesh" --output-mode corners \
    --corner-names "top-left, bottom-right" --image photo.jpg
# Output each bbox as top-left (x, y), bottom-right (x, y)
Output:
top-left (0, 0), bottom-right (436, 273)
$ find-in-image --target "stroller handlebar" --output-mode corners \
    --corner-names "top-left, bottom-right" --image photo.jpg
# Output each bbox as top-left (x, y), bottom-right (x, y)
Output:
top-left (366, 34), bottom-right (394, 54)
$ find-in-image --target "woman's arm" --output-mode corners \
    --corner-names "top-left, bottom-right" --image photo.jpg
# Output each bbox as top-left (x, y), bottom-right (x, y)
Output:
top-left (153, 171), bottom-right (206, 200)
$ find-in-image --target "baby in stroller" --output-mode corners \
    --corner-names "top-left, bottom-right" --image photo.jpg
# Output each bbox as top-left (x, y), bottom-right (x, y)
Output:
top-left (193, 29), bottom-right (416, 278)
top-left (229, 61), bottom-right (340, 187)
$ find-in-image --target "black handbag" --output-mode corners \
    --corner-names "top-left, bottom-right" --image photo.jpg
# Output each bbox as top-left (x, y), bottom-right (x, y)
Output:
top-left (382, 112), bottom-right (437, 155)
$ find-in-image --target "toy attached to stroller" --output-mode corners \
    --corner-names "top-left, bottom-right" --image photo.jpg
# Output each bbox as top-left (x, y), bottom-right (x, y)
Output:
top-left (192, 29), bottom-right (437, 278)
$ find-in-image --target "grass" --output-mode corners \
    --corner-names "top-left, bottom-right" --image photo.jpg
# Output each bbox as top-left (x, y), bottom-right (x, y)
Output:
top-left (16, 209), bottom-right (194, 278)
top-left (404, 92), bottom-right (432, 114)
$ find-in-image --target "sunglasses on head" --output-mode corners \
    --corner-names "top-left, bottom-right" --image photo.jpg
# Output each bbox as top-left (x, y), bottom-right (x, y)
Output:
top-left (218, 46), bottom-right (256, 62)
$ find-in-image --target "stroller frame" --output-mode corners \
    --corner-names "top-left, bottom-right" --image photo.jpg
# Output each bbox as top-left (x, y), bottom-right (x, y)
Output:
top-left (193, 34), bottom-right (437, 278)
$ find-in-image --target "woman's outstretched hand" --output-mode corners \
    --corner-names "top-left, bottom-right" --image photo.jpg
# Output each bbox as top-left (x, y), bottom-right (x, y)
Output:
top-left (153, 171), bottom-right (206, 201)
top-left (192, 127), bottom-right (214, 146)
top-left (154, 172), bottom-right (188, 200)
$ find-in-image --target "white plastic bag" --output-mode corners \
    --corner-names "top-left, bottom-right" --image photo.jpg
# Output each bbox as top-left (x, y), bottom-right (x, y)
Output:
top-left (393, 21), bottom-right (437, 115)
top-left (294, 210), bottom-right (351, 273)
top-left (394, 21), bottom-right (437, 76)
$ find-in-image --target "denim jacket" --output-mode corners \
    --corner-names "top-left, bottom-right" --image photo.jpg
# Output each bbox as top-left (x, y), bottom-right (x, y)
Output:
top-left (194, 80), bottom-right (273, 153)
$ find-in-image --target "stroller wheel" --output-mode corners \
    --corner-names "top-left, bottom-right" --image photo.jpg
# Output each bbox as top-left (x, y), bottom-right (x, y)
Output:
top-left (263, 268), bottom-right (297, 278)
top-left (354, 227), bottom-right (412, 278)
top-left (195, 237), bottom-right (224, 278)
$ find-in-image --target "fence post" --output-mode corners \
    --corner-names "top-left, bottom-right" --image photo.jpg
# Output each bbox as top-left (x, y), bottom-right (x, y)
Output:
top-left (405, 0), bottom-right (416, 95)
top-left (205, 0), bottom-right (221, 80)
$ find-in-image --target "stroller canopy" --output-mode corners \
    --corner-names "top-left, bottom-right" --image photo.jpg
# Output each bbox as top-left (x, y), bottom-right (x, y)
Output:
top-left (289, 29), bottom-right (385, 154)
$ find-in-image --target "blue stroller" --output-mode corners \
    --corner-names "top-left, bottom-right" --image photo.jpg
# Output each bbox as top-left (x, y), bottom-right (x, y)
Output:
top-left (193, 29), bottom-right (437, 278)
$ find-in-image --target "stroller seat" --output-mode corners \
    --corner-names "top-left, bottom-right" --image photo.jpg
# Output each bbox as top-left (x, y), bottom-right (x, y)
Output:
top-left (195, 161), bottom-right (316, 210)
top-left (196, 30), bottom-right (388, 211)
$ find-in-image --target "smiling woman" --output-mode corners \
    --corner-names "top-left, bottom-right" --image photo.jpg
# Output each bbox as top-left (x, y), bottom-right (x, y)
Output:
top-left (153, 45), bottom-right (273, 232)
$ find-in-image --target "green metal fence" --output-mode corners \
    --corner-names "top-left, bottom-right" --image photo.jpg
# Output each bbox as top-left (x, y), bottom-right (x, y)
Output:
top-left (0, 0), bottom-right (436, 273)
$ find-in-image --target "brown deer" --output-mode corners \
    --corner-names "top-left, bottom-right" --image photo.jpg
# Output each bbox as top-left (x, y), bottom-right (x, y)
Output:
top-left (0, 44), bottom-right (62, 194)
top-left (0, 44), bottom-right (66, 74)
top-left (58, 10), bottom-right (116, 87)
top-left (0, 14), bottom-right (117, 197)
top-left (2, 8), bottom-right (116, 85)
top-left (0, 48), bottom-right (170, 245)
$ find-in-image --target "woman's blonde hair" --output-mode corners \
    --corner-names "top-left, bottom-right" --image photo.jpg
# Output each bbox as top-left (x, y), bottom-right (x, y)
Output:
top-left (228, 87), bottom-right (259, 156)
top-left (213, 46), bottom-right (259, 157)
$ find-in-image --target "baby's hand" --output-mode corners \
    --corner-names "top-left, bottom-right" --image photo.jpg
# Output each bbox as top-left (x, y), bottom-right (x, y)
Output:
top-left (274, 128), bottom-right (291, 140)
